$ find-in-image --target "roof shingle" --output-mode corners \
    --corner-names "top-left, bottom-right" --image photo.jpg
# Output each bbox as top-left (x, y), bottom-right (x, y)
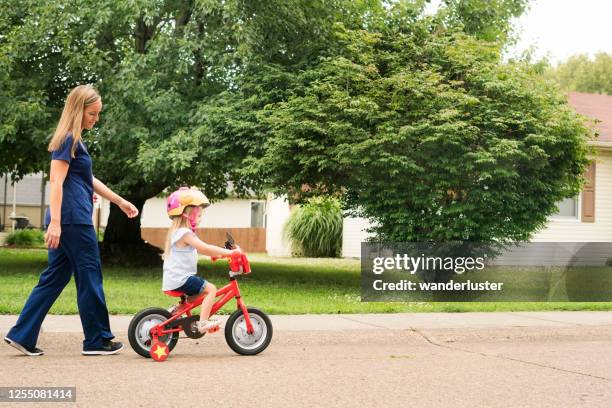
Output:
top-left (568, 92), bottom-right (612, 142)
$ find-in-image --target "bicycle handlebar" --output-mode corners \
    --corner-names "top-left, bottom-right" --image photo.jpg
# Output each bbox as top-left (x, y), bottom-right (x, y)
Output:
top-left (211, 250), bottom-right (251, 275)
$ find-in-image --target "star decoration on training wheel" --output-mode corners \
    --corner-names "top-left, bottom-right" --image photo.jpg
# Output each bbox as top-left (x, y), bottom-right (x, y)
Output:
top-left (152, 344), bottom-right (168, 360)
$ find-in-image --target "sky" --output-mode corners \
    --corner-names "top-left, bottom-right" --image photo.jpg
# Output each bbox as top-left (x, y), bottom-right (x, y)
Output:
top-left (426, 0), bottom-right (612, 65)
top-left (510, 0), bottom-right (612, 64)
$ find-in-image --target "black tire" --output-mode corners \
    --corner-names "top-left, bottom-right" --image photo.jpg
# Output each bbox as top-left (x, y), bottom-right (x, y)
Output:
top-left (128, 307), bottom-right (180, 358)
top-left (224, 307), bottom-right (273, 355)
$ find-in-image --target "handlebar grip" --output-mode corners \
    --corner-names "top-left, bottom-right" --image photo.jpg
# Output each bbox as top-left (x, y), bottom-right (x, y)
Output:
top-left (212, 250), bottom-right (250, 274)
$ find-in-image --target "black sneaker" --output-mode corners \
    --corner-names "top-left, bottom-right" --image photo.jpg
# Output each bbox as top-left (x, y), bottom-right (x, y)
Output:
top-left (4, 336), bottom-right (44, 356)
top-left (82, 339), bottom-right (123, 356)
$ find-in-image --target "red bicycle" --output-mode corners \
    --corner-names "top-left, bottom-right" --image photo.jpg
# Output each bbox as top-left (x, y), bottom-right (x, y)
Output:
top-left (128, 233), bottom-right (273, 361)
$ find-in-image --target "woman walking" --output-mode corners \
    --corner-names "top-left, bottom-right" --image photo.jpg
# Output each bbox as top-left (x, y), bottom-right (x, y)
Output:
top-left (4, 84), bottom-right (138, 356)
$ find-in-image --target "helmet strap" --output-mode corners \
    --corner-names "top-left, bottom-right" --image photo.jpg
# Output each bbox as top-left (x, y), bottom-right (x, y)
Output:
top-left (182, 207), bottom-right (200, 232)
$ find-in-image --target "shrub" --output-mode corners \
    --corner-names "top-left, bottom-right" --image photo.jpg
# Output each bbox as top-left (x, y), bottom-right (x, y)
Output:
top-left (284, 196), bottom-right (343, 258)
top-left (5, 229), bottom-right (45, 248)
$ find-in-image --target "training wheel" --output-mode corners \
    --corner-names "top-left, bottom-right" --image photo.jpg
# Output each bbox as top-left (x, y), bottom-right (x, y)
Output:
top-left (150, 341), bottom-right (169, 362)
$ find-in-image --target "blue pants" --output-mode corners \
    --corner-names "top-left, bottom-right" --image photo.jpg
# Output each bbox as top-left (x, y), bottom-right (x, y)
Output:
top-left (6, 224), bottom-right (114, 350)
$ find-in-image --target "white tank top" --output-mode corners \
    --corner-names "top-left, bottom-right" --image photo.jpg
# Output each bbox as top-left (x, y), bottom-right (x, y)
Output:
top-left (162, 228), bottom-right (198, 291)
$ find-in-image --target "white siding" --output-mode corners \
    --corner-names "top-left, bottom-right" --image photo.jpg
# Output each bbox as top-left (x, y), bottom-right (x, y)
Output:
top-left (139, 197), bottom-right (254, 228)
top-left (265, 194), bottom-right (292, 256)
top-left (342, 217), bottom-right (374, 258)
top-left (96, 197), bottom-right (110, 228)
top-left (532, 152), bottom-right (612, 242)
top-left (139, 198), bottom-right (169, 227)
top-left (201, 199), bottom-right (253, 228)
top-left (0, 172), bottom-right (50, 205)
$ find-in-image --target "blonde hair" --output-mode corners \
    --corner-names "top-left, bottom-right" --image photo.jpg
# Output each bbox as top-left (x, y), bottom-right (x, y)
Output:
top-left (163, 206), bottom-right (199, 259)
top-left (48, 84), bottom-right (101, 158)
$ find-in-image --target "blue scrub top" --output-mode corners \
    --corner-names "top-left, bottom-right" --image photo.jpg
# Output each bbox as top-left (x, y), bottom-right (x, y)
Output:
top-left (45, 134), bottom-right (94, 226)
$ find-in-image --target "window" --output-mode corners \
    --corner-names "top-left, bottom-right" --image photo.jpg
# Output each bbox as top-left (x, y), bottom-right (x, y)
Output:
top-left (250, 201), bottom-right (265, 227)
top-left (553, 196), bottom-right (579, 219)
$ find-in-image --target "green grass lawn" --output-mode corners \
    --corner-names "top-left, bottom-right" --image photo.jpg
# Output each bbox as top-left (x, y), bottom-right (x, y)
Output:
top-left (1, 248), bottom-right (612, 315)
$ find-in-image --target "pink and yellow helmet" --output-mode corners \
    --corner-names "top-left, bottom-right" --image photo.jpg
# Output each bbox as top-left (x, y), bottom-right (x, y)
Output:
top-left (166, 187), bottom-right (210, 217)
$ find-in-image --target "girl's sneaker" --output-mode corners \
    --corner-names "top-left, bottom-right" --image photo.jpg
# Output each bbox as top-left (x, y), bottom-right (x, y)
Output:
top-left (197, 320), bottom-right (220, 333)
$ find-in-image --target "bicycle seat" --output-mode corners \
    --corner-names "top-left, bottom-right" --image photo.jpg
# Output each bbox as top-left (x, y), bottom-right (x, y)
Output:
top-left (164, 290), bottom-right (186, 297)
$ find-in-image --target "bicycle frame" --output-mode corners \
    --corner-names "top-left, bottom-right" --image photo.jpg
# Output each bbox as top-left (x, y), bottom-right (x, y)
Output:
top-left (149, 277), bottom-right (255, 342)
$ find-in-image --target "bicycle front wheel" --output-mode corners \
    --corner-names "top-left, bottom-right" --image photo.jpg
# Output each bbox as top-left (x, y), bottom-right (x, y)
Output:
top-left (224, 307), bottom-right (273, 355)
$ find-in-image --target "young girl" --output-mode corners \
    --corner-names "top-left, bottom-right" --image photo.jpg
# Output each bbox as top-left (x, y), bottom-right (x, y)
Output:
top-left (163, 187), bottom-right (237, 333)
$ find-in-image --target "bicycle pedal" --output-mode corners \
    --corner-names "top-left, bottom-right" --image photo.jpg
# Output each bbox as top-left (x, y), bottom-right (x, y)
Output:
top-left (208, 326), bottom-right (221, 334)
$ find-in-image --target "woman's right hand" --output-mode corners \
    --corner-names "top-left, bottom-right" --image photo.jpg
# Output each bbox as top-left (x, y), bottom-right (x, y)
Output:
top-left (45, 222), bottom-right (61, 249)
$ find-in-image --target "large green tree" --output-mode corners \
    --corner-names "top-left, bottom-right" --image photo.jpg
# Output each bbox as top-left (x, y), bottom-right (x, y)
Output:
top-left (215, 3), bottom-right (593, 243)
top-left (0, 0), bottom-right (365, 264)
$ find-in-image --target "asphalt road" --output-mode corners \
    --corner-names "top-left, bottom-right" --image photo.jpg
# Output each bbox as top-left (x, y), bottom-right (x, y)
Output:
top-left (2, 318), bottom-right (612, 407)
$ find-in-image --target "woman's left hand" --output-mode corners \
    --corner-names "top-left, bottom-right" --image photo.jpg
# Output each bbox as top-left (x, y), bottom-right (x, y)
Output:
top-left (119, 199), bottom-right (139, 218)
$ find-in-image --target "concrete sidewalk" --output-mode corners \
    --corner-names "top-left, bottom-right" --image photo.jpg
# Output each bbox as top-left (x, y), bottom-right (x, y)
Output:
top-left (2, 311), bottom-right (612, 333)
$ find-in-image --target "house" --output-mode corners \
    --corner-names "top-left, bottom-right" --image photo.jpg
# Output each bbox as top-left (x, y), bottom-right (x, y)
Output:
top-left (0, 172), bottom-right (50, 230)
top-left (137, 195), bottom-right (267, 252)
top-left (137, 193), bottom-right (288, 255)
